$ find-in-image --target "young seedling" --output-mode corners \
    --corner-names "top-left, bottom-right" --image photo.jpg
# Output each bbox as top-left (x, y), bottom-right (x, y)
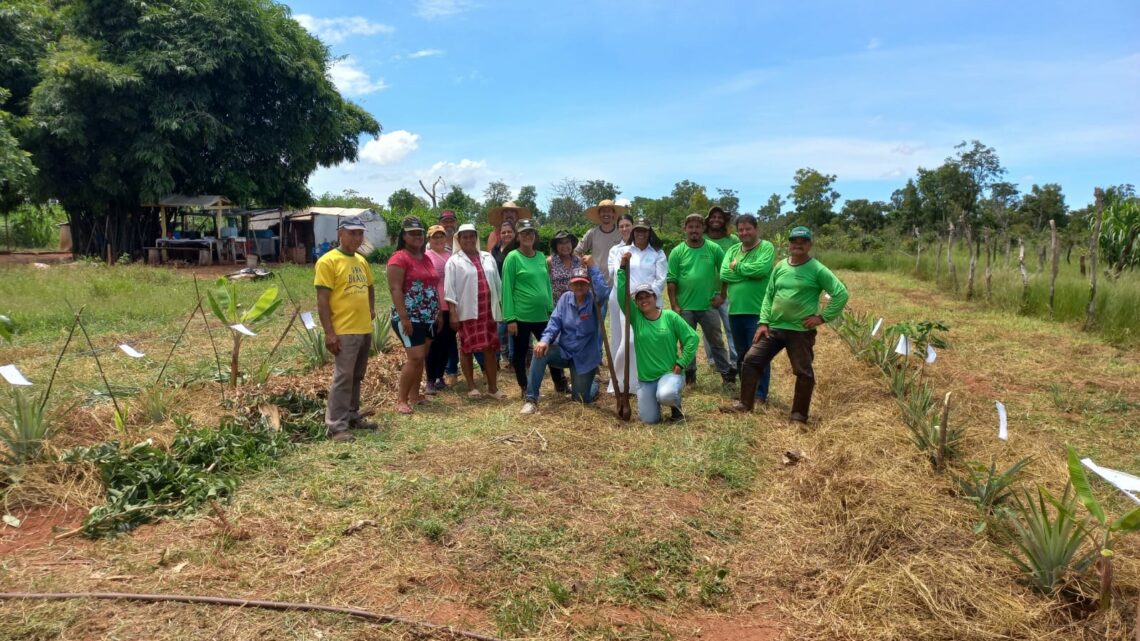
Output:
top-left (956, 457), bottom-right (1033, 534)
top-left (1065, 446), bottom-right (1140, 610)
top-left (205, 277), bottom-right (282, 389)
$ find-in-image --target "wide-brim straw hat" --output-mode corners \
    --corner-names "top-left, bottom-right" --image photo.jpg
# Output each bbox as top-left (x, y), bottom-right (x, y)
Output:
top-left (488, 201), bottom-right (533, 228)
top-left (585, 199), bottom-right (629, 225)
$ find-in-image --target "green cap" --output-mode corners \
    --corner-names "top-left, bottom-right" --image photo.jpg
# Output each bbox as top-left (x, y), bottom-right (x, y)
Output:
top-left (789, 226), bottom-right (813, 240)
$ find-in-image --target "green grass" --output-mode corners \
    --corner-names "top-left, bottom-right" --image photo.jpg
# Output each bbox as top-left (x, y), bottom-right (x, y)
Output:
top-left (817, 247), bottom-right (1140, 346)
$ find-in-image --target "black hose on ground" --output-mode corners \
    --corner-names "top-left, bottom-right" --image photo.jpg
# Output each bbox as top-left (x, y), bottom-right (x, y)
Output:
top-left (0, 591), bottom-right (501, 641)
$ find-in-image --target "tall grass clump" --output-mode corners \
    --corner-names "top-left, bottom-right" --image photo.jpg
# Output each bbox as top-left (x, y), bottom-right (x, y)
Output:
top-left (0, 388), bottom-right (51, 466)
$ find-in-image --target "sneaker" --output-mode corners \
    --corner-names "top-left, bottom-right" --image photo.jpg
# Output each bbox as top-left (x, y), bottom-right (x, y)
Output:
top-left (720, 402), bottom-right (751, 413)
top-left (669, 406), bottom-right (685, 422)
top-left (330, 431), bottom-right (355, 442)
top-left (789, 412), bottom-right (808, 424)
top-left (424, 382), bottom-right (438, 396)
top-left (434, 377), bottom-right (449, 391)
top-left (351, 418), bottom-right (380, 431)
top-left (685, 370), bottom-right (697, 386)
top-left (721, 372), bottom-right (737, 388)
top-left (520, 401), bottom-right (537, 415)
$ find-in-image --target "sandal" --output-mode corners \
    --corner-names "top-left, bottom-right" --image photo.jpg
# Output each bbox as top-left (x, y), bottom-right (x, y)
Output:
top-left (414, 396), bottom-right (430, 406)
top-left (487, 390), bottom-right (507, 401)
top-left (467, 389), bottom-right (483, 399)
top-left (395, 402), bottom-right (413, 415)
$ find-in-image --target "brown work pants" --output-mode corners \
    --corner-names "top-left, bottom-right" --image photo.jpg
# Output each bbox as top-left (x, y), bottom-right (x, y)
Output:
top-left (325, 333), bottom-right (372, 435)
top-left (739, 328), bottom-right (816, 418)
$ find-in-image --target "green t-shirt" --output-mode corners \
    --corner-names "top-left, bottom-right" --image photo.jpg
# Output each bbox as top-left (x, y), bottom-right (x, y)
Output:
top-left (501, 250), bottom-right (554, 323)
top-left (719, 240), bottom-right (775, 316)
top-left (704, 233), bottom-right (739, 252)
top-left (618, 269), bottom-right (700, 381)
top-left (759, 257), bottom-right (849, 331)
top-left (666, 241), bottom-right (725, 311)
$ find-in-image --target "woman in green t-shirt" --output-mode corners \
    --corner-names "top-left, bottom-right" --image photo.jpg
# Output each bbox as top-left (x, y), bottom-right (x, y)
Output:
top-left (617, 253), bottom-right (700, 424)
top-left (501, 219), bottom-right (558, 394)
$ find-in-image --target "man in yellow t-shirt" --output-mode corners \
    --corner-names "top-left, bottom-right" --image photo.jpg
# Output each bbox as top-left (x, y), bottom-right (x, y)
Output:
top-left (315, 216), bottom-right (376, 441)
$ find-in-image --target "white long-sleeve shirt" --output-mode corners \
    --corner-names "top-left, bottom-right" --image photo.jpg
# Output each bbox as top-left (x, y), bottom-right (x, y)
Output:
top-left (607, 242), bottom-right (667, 309)
top-left (444, 250), bottom-right (503, 322)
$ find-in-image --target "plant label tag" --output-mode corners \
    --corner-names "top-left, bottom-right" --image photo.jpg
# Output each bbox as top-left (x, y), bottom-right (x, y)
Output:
top-left (229, 323), bottom-right (257, 337)
top-left (301, 312), bottom-right (317, 330)
top-left (0, 364), bottom-right (32, 386)
top-left (925, 344), bottom-right (937, 364)
top-left (871, 318), bottom-right (883, 337)
top-left (996, 401), bottom-right (1008, 441)
top-left (894, 335), bottom-right (910, 356)
top-left (118, 344), bottom-right (145, 358)
top-left (1081, 458), bottom-right (1140, 504)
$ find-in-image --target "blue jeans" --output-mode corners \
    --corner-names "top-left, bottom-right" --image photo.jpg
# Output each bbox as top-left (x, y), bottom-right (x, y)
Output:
top-left (636, 372), bottom-right (685, 424)
top-left (729, 314), bottom-right (770, 399)
top-left (705, 300), bottom-right (737, 365)
top-left (525, 344), bottom-right (598, 403)
top-left (498, 322), bottom-right (511, 360)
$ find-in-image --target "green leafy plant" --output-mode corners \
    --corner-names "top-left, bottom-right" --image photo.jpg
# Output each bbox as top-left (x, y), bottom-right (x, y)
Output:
top-left (957, 457), bottom-right (1033, 533)
top-left (1002, 483), bottom-right (1097, 594)
top-left (206, 277), bottom-right (282, 388)
top-left (297, 325), bottom-right (330, 368)
top-left (62, 416), bottom-right (290, 537)
top-left (0, 388), bottom-right (51, 466)
top-left (1065, 446), bottom-right (1140, 609)
top-left (370, 313), bottom-right (393, 356)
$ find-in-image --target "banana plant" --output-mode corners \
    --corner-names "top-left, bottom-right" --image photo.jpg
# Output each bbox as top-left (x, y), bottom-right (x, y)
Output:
top-left (1065, 446), bottom-right (1140, 609)
top-left (206, 278), bottom-right (282, 388)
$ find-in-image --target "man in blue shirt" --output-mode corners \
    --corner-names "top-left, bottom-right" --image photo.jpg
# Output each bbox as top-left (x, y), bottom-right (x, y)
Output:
top-left (520, 261), bottom-right (610, 414)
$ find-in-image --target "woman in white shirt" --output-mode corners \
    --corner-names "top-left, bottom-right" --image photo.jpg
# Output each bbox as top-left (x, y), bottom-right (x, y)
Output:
top-left (444, 224), bottom-right (505, 399)
top-left (606, 216), bottom-right (667, 395)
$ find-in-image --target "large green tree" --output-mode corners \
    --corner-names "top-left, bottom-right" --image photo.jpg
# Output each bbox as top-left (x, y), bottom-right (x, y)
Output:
top-left (439, 185), bottom-right (480, 221)
top-left (789, 168), bottom-right (840, 228)
top-left (24, 0), bottom-right (379, 255)
top-left (579, 179), bottom-right (620, 208)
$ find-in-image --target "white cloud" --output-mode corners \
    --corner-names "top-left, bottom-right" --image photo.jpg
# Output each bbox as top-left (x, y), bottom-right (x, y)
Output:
top-left (416, 0), bottom-right (473, 20)
top-left (420, 159), bottom-right (493, 191)
top-left (408, 48), bottom-right (445, 59)
top-left (329, 57), bottom-right (388, 96)
top-left (294, 14), bottom-right (394, 44)
top-left (360, 130), bottom-right (421, 165)
top-left (867, 37), bottom-right (882, 50)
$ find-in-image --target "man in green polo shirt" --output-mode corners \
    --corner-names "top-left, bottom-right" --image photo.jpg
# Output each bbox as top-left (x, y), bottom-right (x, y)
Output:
top-left (667, 213), bottom-right (734, 387)
top-left (703, 205), bottom-right (740, 367)
top-left (726, 226), bottom-right (848, 424)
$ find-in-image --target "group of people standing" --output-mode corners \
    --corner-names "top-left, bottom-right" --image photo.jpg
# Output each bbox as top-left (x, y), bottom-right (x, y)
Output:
top-left (315, 198), bottom-right (849, 439)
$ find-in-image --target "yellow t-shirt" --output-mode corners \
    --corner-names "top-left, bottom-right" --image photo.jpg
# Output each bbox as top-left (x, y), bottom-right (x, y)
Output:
top-left (314, 249), bottom-right (374, 335)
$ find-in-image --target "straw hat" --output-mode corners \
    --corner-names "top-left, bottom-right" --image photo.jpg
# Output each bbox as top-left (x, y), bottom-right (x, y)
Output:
top-left (487, 201), bottom-right (533, 228)
top-left (585, 199), bottom-right (629, 225)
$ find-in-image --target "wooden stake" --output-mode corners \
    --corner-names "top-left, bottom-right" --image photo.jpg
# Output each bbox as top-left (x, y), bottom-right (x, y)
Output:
top-left (965, 227), bottom-right (978, 301)
top-left (1085, 189), bottom-right (1104, 331)
top-left (936, 392), bottom-right (952, 470)
top-left (984, 229), bottom-right (993, 301)
top-left (1018, 239), bottom-right (1029, 312)
top-left (947, 221), bottom-right (958, 292)
top-left (1048, 219), bottom-right (1060, 318)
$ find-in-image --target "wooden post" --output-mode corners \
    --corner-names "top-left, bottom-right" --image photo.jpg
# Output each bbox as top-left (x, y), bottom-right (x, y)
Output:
top-left (947, 221), bottom-right (958, 292)
top-left (936, 392), bottom-right (952, 470)
top-left (913, 226), bottom-right (921, 276)
top-left (1048, 219), bottom-right (1060, 317)
top-left (984, 229), bottom-right (993, 301)
top-left (1085, 189), bottom-right (1104, 331)
top-left (935, 236), bottom-right (944, 281)
top-left (966, 226), bottom-right (977, 301)
top-left (1005, 235), bottom-right (1012, 267)
top-left (1037, 244), bottom-right (1046, 273)
top-left (1018, 238), bottom-right (1029, 312)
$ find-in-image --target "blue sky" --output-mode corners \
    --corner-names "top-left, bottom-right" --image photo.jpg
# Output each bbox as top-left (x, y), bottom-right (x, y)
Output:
top-left (287, 0), bottom-right (1139, 212)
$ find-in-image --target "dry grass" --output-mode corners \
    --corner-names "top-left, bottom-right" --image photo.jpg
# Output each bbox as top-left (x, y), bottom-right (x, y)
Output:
top-left (0, 267), bottom-right (1138, 640)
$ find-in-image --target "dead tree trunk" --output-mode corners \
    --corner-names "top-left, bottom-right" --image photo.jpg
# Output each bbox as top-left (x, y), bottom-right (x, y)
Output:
top-left (1048, 220), bottom-right (1060, 317)
top-left (418, 176), bottom-right (444, 208)
top-left (1084, 189), bottom-right (1104, 331)
top-left (1018, 238), bottom-right (1030, 313)
top-left (947, 222), bottom-right (958, 293)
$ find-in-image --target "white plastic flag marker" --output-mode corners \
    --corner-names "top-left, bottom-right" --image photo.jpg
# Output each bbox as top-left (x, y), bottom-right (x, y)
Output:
top-left (925, 344), bottom-right (937, 364)
top-left (301, 312), bottom-right (317, 330)
top-left (0, 364), bottom-right (32, 386)
top-left (894, 335), bottom-right (910, 356)
top-left (118, 344), bottom-right (145, 358)
top-left (1081, 458), bottom-right (1140, 505)
top-left (871, 318), bottom-right (883, 337)
top-left (995, 401), bottom-right (1008, 441)
top-left (229, 323), bottom-right (257, 337)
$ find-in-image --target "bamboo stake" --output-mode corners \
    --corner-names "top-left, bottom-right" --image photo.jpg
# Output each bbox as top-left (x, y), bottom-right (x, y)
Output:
top-left (1048, 219), bottom-right (1060, 318)
top-left (65, 300), bottom-right (124, 429)
top-left (156, 296), bottom-right (204, 385)
top-left (40, 308), bottom-right (83, 414)
top-left (1085, 189), bottom-right (1104, 331)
